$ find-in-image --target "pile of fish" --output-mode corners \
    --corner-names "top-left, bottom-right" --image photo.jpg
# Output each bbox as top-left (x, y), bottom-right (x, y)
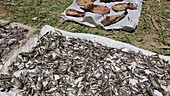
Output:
top-left (0, 30), bottom-right (169, 96)
top-left (0, 22), bottom-right (29, 64)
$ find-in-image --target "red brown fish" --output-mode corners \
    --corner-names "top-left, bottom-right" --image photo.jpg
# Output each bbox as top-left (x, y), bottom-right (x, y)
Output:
top-left (81, 4), bottom-right (110, 15)
top-left (112, 3), bottom-right (138, 12)
top-left (66, 9), bottom-right (85, 17)
top-left (112, 0), bottom-right (123, 1)
top-left (101, 10), bottom-right (128, 26)
top-left (101, 0), bottom-right (123, 2)
top-left (77, 0), bottom-right (96, 6)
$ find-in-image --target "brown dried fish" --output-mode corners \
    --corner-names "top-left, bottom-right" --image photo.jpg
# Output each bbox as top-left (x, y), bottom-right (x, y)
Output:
top-left (112, 2), bottom-right (138, 12)
top-left (101, 10), bottom-right (128, 26)
top-left (101, 0), bottom-right (123, 2)
top-left (81, 4), bottom-right (110, 15)
top-left (66, 9), bottom-right (85, 17)
top-left (77, 0), bottom-right (95, 6)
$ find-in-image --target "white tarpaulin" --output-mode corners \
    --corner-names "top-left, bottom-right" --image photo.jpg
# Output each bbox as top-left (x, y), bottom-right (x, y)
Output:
top-left (61, 0), bottom-right (142, 31)
top-left (0, 25), bottom-right (170, 96)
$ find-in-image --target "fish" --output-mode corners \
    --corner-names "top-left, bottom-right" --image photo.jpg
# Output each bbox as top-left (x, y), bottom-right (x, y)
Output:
top-left (112, 3), bottom-right (138, 12)
top-left (77, 0), bottom-right (95, 6)
top-left (66, 9), bottom-right (85, 17)
top-left (101, 10), bottom-right (128, 26)
top-left (81, 4), bottom-right (110, 15)
top-left (100, 0), bottom-right (123, 2)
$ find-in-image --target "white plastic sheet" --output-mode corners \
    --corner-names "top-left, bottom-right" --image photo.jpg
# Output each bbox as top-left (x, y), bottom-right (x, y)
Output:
top-left (0, 25), bottom-right (170, 96)
top-left (61, 0), bottom-right (142, 31)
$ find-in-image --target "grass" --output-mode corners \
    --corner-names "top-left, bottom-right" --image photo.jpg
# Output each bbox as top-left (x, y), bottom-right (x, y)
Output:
top-left (0, 0), bottom-right (170, 55)
top-left (162, 11), bottom-right (170, 17)
top-left (154, 49), bottom-right (170, 56)
top-left (1, 0), bottom-right (72, 27)
top-left (165, 21), bottom-right (170, 28)
top-left (158, 30), bottom-right (167, 45)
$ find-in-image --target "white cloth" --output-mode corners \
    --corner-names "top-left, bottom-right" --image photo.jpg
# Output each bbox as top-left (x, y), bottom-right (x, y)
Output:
top-left (61, 0), bottom-right (142, 31)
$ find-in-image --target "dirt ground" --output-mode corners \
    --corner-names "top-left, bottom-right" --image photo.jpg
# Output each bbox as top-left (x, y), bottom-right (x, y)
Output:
top-left (132, 0), bottom-right (170, 54)
top-left (0, 9), bottom-right (5, 16)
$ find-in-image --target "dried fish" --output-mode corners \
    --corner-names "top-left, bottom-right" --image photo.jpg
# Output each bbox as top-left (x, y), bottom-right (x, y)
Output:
top-left (0, 21), bottom-right (29, 64)
top-left (101, 10), bottom-right (128, 26)
top-left (81, 4), bottom-right (110, 15)
top-left (14, 77), bottom-right (24, 89)
top-left (101, 0), bottom-right (124, 2)
top-left (66, 9), bottom-right (85, 17)
top-left (0, 30), bottom-right (169, 96)
top-left (77, 0), bottom-right (95, 6)
top-left (112, 2), bottom-right (138, 12)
